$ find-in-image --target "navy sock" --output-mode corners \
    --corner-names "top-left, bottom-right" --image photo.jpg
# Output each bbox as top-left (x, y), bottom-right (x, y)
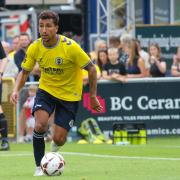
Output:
top-left (33, 130), bottom-right (45, 166)
top-left (0, 113), bottom-right (8, 140)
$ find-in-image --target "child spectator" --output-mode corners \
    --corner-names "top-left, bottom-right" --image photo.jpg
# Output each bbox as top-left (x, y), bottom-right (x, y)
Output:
top-left (102, 48), bottom-right (127, 82)
top-left (23, 85), bottom-right (37, 142)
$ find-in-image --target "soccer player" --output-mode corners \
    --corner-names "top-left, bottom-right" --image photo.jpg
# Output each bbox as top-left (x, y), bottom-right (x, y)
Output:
top-left (10, 10), bottom-right (102, 176)
top-left (0, 41), bottom-right (10, 151)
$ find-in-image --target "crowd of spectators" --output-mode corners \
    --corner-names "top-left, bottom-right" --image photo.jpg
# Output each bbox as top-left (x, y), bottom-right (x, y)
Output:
top-left (85, 33), bottom-right (180, 85)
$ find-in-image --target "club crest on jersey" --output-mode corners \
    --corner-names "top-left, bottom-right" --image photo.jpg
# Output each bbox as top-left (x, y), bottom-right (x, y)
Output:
top-left (55, 57), bottom-right (63, 65)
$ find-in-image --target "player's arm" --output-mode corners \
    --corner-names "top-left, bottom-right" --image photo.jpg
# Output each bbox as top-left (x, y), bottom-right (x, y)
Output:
top-left (84, 62), bottom-right (102, 112)
top-left (10, 69), bottom-right (30, 104)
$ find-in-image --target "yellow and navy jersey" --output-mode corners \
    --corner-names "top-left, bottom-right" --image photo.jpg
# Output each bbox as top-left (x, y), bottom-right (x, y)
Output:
top-left (21, 35), bottom-right (90, 101)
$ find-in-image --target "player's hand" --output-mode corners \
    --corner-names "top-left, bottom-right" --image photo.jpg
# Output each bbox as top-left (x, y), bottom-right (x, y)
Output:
top-left (90, 96), bottom-right (103, 112)
top-left (10, 91), bottom-right (19, 105)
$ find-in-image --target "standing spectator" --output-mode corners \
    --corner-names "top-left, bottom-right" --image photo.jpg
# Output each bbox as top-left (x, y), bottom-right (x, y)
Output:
top-left (14, 33), bottom-right (31, 72)
top-left (14, 33), bottom-right (31, 143)
top-left (0, 41), bottom-right (10, 151)
top-left (14, 34), bottom-right (39, 142)
top-left (1, 41), bottom-right (18, 78)
top-left (171, 47), bottom-right (180, 77)
top-left (102, 48), bottom-right (127, 82)
top-left (148, 43), bottom-right (166, 77)
top-left (11, 35), bottom-right (20, 52)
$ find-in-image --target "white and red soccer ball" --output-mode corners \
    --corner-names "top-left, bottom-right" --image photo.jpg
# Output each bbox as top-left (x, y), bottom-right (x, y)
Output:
top-left (40, 152), bottom-right (65, 176)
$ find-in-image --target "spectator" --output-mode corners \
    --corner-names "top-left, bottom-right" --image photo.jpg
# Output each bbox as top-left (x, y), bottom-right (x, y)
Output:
top-left (148, 43), bottom-right (166, 77)
top-left (14, 33), bottom-right (31, 72)
top-left (135, 39), bottom-right (150, 77)
top-left (125, 40), bottom-right (146, 78)
top-left (119, 33), bottom-right (132, 64)
top-left (11, 35), bottom-right (20, 52)
top-left (89, 39), bottom-right (107, 62)
top-left (102, 47), bottom-right (127, 82)
top-left (1, 41), bottom-right (18, 78)
top-left (97, 49), bottom-right (109, 72)
top-left (23, 85), bottom-right (37, 142)
top-left (109, 36), bottom-right (121, 49)
top-left (14, 33), bottom-right (40, 81)
top-left (171, 47), bottom-right (180, 77)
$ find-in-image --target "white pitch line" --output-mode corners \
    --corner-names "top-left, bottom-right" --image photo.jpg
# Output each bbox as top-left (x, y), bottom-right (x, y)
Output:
top-left (0, 151), bottom-right (180, 161)
top-left (62, 152), bottom-right (180, 161)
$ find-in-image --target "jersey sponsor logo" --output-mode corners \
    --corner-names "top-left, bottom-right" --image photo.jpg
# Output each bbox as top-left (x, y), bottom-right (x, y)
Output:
top-left (42, 67), bottom-right (64, 75)
top-left (55, 57), bottom-right (63, 65)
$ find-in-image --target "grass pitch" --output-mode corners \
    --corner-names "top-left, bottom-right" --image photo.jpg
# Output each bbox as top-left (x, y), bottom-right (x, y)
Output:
top-left (0, 137), bottom-right (180, 180)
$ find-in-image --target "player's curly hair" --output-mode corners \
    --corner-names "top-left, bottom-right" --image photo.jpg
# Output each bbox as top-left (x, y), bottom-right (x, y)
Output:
top-left (38, 10), bottom-right (59, 26)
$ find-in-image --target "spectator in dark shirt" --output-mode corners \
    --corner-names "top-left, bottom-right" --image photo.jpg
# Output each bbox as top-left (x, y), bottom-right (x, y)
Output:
top-left (14, 33), bottom-right (40, 81)
top-left (148, 43), bottom-right (166, 77)
top-left (14, 32), bottom-right (31, 72)
top-left (124, 39), bottom-right (146, 78)
top-left (102, 48), bottom-right (127, 82)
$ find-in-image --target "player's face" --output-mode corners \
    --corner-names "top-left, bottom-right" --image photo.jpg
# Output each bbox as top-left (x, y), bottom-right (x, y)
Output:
top-left (39, 18), bottom-right (58, 42)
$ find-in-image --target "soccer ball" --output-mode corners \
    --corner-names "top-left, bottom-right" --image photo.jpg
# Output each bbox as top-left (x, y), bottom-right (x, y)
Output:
top-left (40, 152), bottom-right (65, 176)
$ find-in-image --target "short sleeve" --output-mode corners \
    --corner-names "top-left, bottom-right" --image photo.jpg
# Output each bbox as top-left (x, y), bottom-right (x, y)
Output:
top-left (67, 41), bottom-right (90, 68)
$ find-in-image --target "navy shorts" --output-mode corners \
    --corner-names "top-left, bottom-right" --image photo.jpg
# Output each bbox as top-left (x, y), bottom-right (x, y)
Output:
top-left (32, 89), bottom-right (79, 131)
